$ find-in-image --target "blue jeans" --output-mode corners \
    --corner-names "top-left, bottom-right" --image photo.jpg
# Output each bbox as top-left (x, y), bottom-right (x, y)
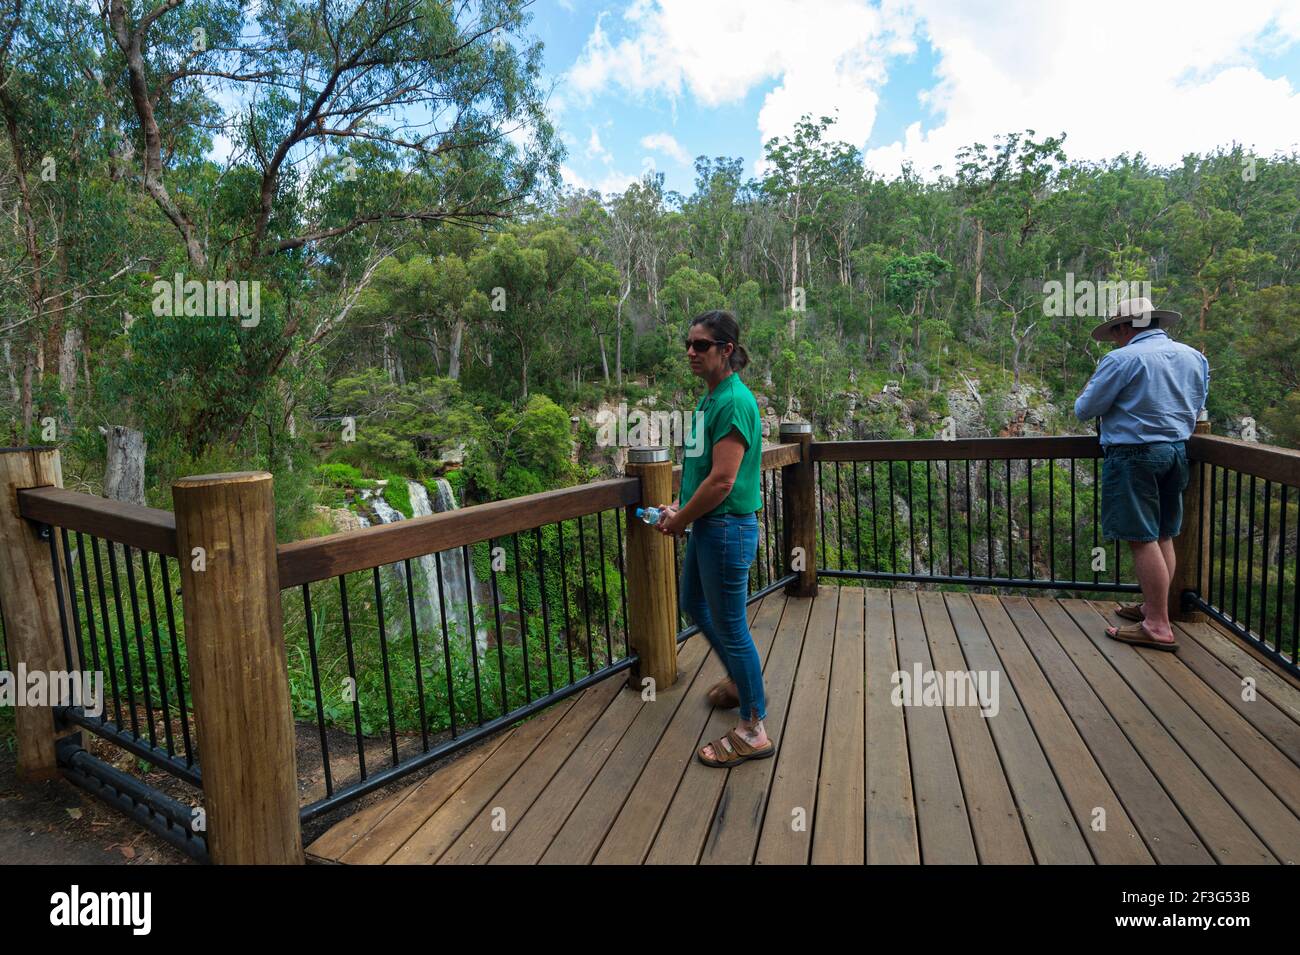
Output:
top-left (679, 512), bottom-right (766, 722)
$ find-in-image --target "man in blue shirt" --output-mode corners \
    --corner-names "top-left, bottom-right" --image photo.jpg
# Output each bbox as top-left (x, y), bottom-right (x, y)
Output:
top-left (1074, 297), bottom-right (1209, 652)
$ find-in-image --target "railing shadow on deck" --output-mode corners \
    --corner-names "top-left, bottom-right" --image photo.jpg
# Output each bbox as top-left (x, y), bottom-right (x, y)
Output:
top-left (2, 427), bottom-right (1297, 863)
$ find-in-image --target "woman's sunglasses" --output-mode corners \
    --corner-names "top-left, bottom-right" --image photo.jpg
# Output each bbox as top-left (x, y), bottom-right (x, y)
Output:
top-left (684, 338), bottom-right (728, 354)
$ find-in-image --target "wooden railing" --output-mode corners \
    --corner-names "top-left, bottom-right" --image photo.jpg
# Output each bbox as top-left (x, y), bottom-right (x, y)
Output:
top-left (3, 425), bottom-right (1297, 865)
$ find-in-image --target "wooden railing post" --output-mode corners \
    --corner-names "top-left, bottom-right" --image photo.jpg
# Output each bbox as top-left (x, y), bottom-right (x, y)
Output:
top-left (780, 422), bottom-right (817, 597)
top-left (172, 471), bottom-right (303, 864)
top-left (1171, 414), bottom-right (1212, 623)
top-left (624, 448), bottom-right (678, 693)
top-left (0, 446), bottom-right (71, 780)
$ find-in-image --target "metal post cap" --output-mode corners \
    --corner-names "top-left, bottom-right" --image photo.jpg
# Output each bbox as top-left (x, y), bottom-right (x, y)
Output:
top-left (627, 447), bottom-right (671, 464)
top-left (778, 421), bottom-right (812, 435)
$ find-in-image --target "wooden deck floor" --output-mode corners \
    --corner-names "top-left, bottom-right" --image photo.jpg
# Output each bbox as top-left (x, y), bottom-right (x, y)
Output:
top-left (306, 585), bottom-right (1300, 865)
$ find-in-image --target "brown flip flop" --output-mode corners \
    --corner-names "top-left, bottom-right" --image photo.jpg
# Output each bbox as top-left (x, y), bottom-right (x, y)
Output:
top-left (697, 730), bottom-right (776, 768)
top-left (1106, 621), bottom-right (1179, 652)
top-left (1115, 602), bottom-right (1145, 621)
top-left (706, 679), bottom-right (739, 709)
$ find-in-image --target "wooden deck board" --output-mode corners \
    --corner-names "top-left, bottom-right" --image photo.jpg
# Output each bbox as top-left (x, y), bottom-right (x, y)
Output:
top-left (967, 594), bottom-right (1154, 865)
top-left (916, 591), bottom-right (1033, 864)
top-left (306, 586), bottom-right (1300, 865)
top-left (643, 594), bottom-right (787, 864)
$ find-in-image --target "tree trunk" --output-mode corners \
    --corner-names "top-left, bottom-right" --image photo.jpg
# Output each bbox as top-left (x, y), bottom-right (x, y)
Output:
top-left (448, 318), bottom-right (464, 380)
top-left (974, 219), bottom-right (984, 310)
top-left (59, 326), bottom-right (82, 413)
top-left (103, 425), bottom-right (147, 506)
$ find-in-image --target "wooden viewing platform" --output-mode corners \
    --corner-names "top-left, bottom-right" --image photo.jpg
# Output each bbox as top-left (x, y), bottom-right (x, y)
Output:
top-left (305, 584), bottom-right (1300, 865)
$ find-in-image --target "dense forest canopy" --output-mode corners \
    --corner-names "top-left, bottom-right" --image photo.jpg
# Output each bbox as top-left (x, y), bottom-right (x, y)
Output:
top-left (1, 0), bottom-right (1297, 540)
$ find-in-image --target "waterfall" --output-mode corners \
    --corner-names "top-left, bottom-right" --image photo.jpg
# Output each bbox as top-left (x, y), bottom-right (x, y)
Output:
top-left (409, 479), bottom-right (490, 654)
top-left (356, 480), bottom-right (489, 655)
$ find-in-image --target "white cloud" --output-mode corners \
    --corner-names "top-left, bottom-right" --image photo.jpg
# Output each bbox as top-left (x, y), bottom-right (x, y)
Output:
top-left (863, 0), bottom-right (1300, 175)
top-left (568, 0), bottom-right (895, 151)
top-left (587, 126), bottom-right (613, 163)
top-left (565, 0), bottom-right (1300, 182)
top-left (640, 131), bottom-right (691, 164)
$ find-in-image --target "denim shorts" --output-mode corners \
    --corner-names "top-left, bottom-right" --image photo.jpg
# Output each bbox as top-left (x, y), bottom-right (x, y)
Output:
top-left (1100, 441), bottom-right (1189, 542)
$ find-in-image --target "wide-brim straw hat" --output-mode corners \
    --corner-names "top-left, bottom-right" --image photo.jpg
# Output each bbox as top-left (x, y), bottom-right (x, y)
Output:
top-left (1089, 296), bottom-right (1181, 342)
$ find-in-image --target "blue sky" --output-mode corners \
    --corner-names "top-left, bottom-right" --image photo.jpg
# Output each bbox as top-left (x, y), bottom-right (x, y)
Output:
top-left (527, 0), bottom-right (1300, 196)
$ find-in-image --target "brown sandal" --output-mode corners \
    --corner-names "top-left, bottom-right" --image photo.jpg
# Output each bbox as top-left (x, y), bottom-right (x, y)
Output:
top-left (706, 679), bottom-right (739, 709)
top-left (1106, 621), bottom-right (1178, 652)
top-left (697, 730), bottom-right (776, 768)
top-left (1115, 602), bottom-right (1145, 621)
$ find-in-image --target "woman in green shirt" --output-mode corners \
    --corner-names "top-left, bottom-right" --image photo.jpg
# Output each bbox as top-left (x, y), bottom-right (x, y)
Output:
top-left (656, 310), bottom-right (773, 767)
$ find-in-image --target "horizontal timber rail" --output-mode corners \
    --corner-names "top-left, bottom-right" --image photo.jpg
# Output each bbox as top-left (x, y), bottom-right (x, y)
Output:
top-left (17, 485), bottom-right (179, 557)
top-left (812, 434), bottom-right (1104, 463)
top-left (277, 477), bottom-right (640, 589)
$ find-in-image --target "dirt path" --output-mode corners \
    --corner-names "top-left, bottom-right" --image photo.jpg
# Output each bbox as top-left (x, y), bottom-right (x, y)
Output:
top-left (0, 737), bottom-right (188, 865)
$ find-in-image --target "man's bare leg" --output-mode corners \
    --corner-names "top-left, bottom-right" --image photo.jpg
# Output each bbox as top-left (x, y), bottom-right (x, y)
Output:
top-left (1108, 540), bottom-right (1176, 642)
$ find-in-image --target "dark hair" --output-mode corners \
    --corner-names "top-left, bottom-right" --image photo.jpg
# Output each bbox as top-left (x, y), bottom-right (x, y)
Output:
top-left (689, 309), bottom-right (749, 371)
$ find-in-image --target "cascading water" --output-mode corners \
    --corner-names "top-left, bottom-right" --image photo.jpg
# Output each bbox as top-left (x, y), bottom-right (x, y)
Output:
top-left (357, 480), bottom-right (489, 655)
top-left (408, 479), bottom-right (490, 653)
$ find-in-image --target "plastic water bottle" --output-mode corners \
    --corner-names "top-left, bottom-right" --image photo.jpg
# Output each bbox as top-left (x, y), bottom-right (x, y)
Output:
top-left (635, 506), bottom-right (662, 526)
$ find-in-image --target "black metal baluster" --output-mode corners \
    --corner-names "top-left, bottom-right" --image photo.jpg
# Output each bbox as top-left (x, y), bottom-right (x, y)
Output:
top-left (302, 583), bottom-right (333, 796)
top-left (1070, 459), bottom-right (1077, 584)
top-left (946, 461), bottom-right (954, 576)
top-left (73, 534), bottom-right (103, 708)
top-left (818, 462), bottom-right (828, 571)
top-left (869, 461), bottom-right (880, 572)
top-left (1007, 458), bottom-right (1014, 580)
top-left (371, 567), bottom-right (400, 766)
top-left (401, 558), bottom-right (430, 751)
top-left (44, 531), bottom-right (75, 694)
top-left (905, 461), bottom-right (915, 575)
top-left (615, 510), bottom-right (630, 654)
top-left (461, 545), bottom-right (484, 724)
top-left (122, 546), bottom-right (157, 747)
top-left (58, 529), bottom-right (88, 682)
top-left (512, 533), bottom-right (531, 703)
top-left (985, 458), bottom-right (992, 579)
top-left (140, 551), bottom-right (176, 757)
top-left (534, 526), bottom-right (555, 694)
top-left (158, 556), bottom-right (193, 766)
top-left (1196, 462), bottom-right (1207, 602)
top-left (852, 461), bottom-right (862, 574)
top-left (835, 462), bottom-right (845, 572)
top-left (337, 574), bottom-right (367, 779)
top-left (1048, 458), bottom-right (1056, 583)
top-left (890, 462), bottom-right (899, 575)
top-left (1259, 481), bottom-right (1271, 645)
top-left (90, 537), bottom-right (123, 728)
top-left (557, 519), bottom-right (576, 685)
top-left (1219, 467), bottom-right (1230, 608)
top-left (1231, 471), bottom-right (1244, 622)
top-left (927, 461), bottom-right (935, 577)
top-left (965, 460), bottom-right (973, 578)
top-left (432, 552), bottom-right (456, 735)
top-left (486, 539), bottom-right (507, 713)
top-left (595, 512), bottom-right (613, 664)
top-left (1026, 459), bottom-right (1034, 581)
top-left (1273, 485), bottom-right (1286, 655)
top-left (105, 541), bottom-right (139, 737)
top-left (576, 514), bottom-right (596, 672)
top-left (1092, 457), bottom-right (1100, 587)
top-left (1237, 472), bottom-right (1248, 623)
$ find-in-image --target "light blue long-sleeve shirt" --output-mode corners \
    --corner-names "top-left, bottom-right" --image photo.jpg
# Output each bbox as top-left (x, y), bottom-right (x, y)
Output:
top-left (1073, 329), bottom-right (1209, 446)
